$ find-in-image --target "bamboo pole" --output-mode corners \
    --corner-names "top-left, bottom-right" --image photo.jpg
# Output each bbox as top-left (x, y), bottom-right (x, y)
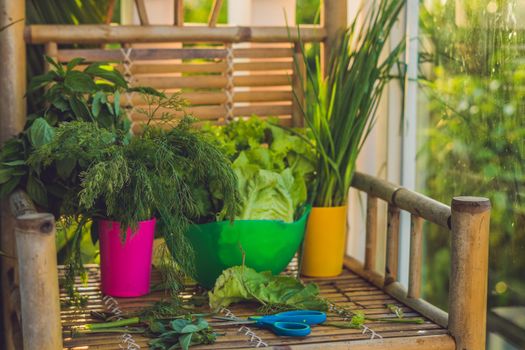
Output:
top-left (25, 25), bottom-right (327, 44)
top-left (174, 0), bottom-right (184, 26)
top-left (351, 172), bottom-right (451, 229)
top-left (321, 0), bottom-right (346, 75)
top-left (448, 196), bottom-right (491, 350)
top-left (134, 0), bottom-right (150, 25)
top-left (15, 212), bottom-right (61, 350)
top-left (385, 204), bottom-right (400, 283)
top-left (44, 42), bottom-right (58, 72)
top-left (364, 195), bottom-right (378, 271)
top-left (10, 191), bottom-right (61, 349)
top-left (291, 42), bottom-right (305, 127)
top-left (408, 215), bottom-right (423, 299)
top-left (0, 0), bottom-right (26, 348)
top-left (208, 0), bottom-right (223, 27)
top-left (105, 0), bottom-right (116, 24)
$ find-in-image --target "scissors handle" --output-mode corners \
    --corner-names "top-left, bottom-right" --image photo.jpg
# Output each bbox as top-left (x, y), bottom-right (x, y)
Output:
top-left (267, 322), bottom-right (311, 337)
top-left (250, 310), bottom-right (326, 325)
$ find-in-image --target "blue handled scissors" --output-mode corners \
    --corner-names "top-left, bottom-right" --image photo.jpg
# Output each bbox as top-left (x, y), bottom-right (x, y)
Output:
top-left (212, 310), bottom-right (326, 337)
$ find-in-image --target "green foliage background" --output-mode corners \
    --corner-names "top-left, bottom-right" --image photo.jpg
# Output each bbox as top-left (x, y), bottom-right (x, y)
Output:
top-left (419, 0), bottom-right (525, 311)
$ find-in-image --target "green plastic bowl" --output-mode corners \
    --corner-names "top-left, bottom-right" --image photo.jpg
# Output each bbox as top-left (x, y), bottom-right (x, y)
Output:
top-left (181, 207), bottom-right (310, 289)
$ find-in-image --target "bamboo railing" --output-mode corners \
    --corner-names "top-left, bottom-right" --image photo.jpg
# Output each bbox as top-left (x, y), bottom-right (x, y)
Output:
top-left (349, 172), bottom-right (491, 350)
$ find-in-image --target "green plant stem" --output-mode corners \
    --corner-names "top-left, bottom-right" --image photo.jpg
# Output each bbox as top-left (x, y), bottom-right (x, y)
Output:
top-left (84, 316), bottom-right (140, 330)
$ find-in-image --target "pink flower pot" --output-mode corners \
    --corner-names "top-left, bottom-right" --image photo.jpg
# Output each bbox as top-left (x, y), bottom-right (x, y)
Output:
top-left (99, 218), bottom-right (156, 297)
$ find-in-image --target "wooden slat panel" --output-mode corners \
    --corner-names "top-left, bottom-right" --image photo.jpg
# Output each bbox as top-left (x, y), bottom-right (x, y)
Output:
top-left (131, 104), bottom-right (292, 121)
top-left (132, 74), bottom-right (291, 89)
top-left (57, 47), bottom-right (293, 63)
top-left (234, 47), bottom-right (293, 58)
top-left (58, 48), bottom-right (228, 62)
top-left (126, 90), bottom-right (293, 106)
top-left (129, 61), bottom-right (293, 74)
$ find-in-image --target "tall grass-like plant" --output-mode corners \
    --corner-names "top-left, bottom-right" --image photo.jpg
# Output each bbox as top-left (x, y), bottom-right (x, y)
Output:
top-left (296, 0), bottom-right (405, 207)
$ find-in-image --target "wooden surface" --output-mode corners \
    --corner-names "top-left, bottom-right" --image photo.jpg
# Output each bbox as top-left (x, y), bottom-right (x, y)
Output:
top-left (59, 263), bottom-right (454, 350)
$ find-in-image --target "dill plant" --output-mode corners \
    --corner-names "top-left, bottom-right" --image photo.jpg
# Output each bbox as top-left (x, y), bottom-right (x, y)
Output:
top-left (13, 58), bottom-right (240, 297)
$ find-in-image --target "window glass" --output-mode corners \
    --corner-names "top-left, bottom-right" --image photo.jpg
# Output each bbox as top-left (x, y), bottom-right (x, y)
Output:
top-left (417, 1), bottom-right (525, 348)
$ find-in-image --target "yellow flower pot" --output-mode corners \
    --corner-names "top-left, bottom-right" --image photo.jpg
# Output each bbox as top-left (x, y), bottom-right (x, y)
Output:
top-left (301, 206), bottom-right (347, 277)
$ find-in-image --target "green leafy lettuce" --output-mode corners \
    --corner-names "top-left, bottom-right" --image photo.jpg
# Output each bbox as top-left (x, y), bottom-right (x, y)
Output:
top-left (203, 118), bottom-right (315, 222)
top-left (208, 266), bottom-right (328, 312)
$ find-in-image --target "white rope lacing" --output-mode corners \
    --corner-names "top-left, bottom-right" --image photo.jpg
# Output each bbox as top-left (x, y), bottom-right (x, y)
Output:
top-left (120, 47), bottom-right (135, 114)
top-left (103, 295), bottom-right (141, 349)
top-left (224, 43), bottom-right (235, 123)
top-left (220, 307), bottom-right (268, 348)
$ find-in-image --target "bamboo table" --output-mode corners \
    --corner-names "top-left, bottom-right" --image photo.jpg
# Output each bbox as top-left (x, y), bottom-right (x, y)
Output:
top-left (59, 262), bottom-right (455, 350)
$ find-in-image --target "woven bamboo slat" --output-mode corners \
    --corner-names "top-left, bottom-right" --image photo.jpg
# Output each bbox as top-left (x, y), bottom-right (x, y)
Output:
top-left (132, 74), bottom-right (290, 90)
top-left (131, 104), bottom-right (292, 121)
top-left (123, 90), bottom-right (292, 106)
top-left (58, 262), bottom-right (454, 350)
top-left (57, 47), bottom-right (293, 63)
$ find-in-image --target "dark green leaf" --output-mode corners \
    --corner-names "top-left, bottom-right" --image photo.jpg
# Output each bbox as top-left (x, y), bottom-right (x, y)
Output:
top-left (0, 168), bottom-right (14, 184)
top-left (96, 110), bottom-right (113, 129)
top-left (90, 221), bottom-right (99, 245)
top-left (28, 71), bottom-right (56, 92)
top-left (179, 333), bottom-right (192, 350)
top-left (0, 176), bottom-right (20, 198)
top-left (52, 97), bottom-right (70, 112)
top-left (56, 157), bottom-right (76, 179)
top-left (114, 90), bottom-right (120, 116)
top-left (26, 174), bottom-right (48, 207)
top-left (44, 56), bottom-right (63, 73)
top-left (128, 86), bottom-right (165, 97)
top-left (91, 91), bottom-right (104, 117)
top-left (28, 118), bottom-right (55, 148)
top-left (66, 57), bottom-right (86, 71)
top-left (69, 97), bottom-right (93, 121)
top-left (64, 70), bottom-right (97, 93)
top-left (84, 63), bottom-right (127, 88)
top-left (1, 160), bottom-right (25, 166)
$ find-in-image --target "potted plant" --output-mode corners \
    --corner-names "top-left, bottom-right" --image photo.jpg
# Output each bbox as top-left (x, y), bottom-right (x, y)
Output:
top-left (295, 0), bottom-right (405, 277)
top-left (0, 58), bottom-right (239, 297)
top-left (176, 117), bottom-right (316, 288)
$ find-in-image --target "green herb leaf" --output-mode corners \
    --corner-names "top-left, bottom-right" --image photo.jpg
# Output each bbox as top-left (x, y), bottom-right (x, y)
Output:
top-left (114, 90), bottom-right (121, 116)
top-left (64, 70), bottom-right (97, 93)
top-left (28, 118), bottom-right (55, 148)
top-left (26, 174), bottom-right (48, 207)
top-left (56, 157), bottom-right (76, 180)
top-left (0, 176), bottom-right (20, 198)
top-left (28, 71), bottom-right (56, 92)
top-left (209, 266), bottom-right (328, 311)
top-left (69, 97), bottom-right (93, 121)
top-left (179, 333), bottom-right (192, 350)
top-left (84, 63), bottom-right (128, 88)
top-left (66, 57), bottom-right (86, 71)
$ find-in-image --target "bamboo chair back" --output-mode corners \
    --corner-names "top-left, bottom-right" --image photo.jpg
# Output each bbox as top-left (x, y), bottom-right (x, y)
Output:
top-left (49, 42), bottom-right (305, 131)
